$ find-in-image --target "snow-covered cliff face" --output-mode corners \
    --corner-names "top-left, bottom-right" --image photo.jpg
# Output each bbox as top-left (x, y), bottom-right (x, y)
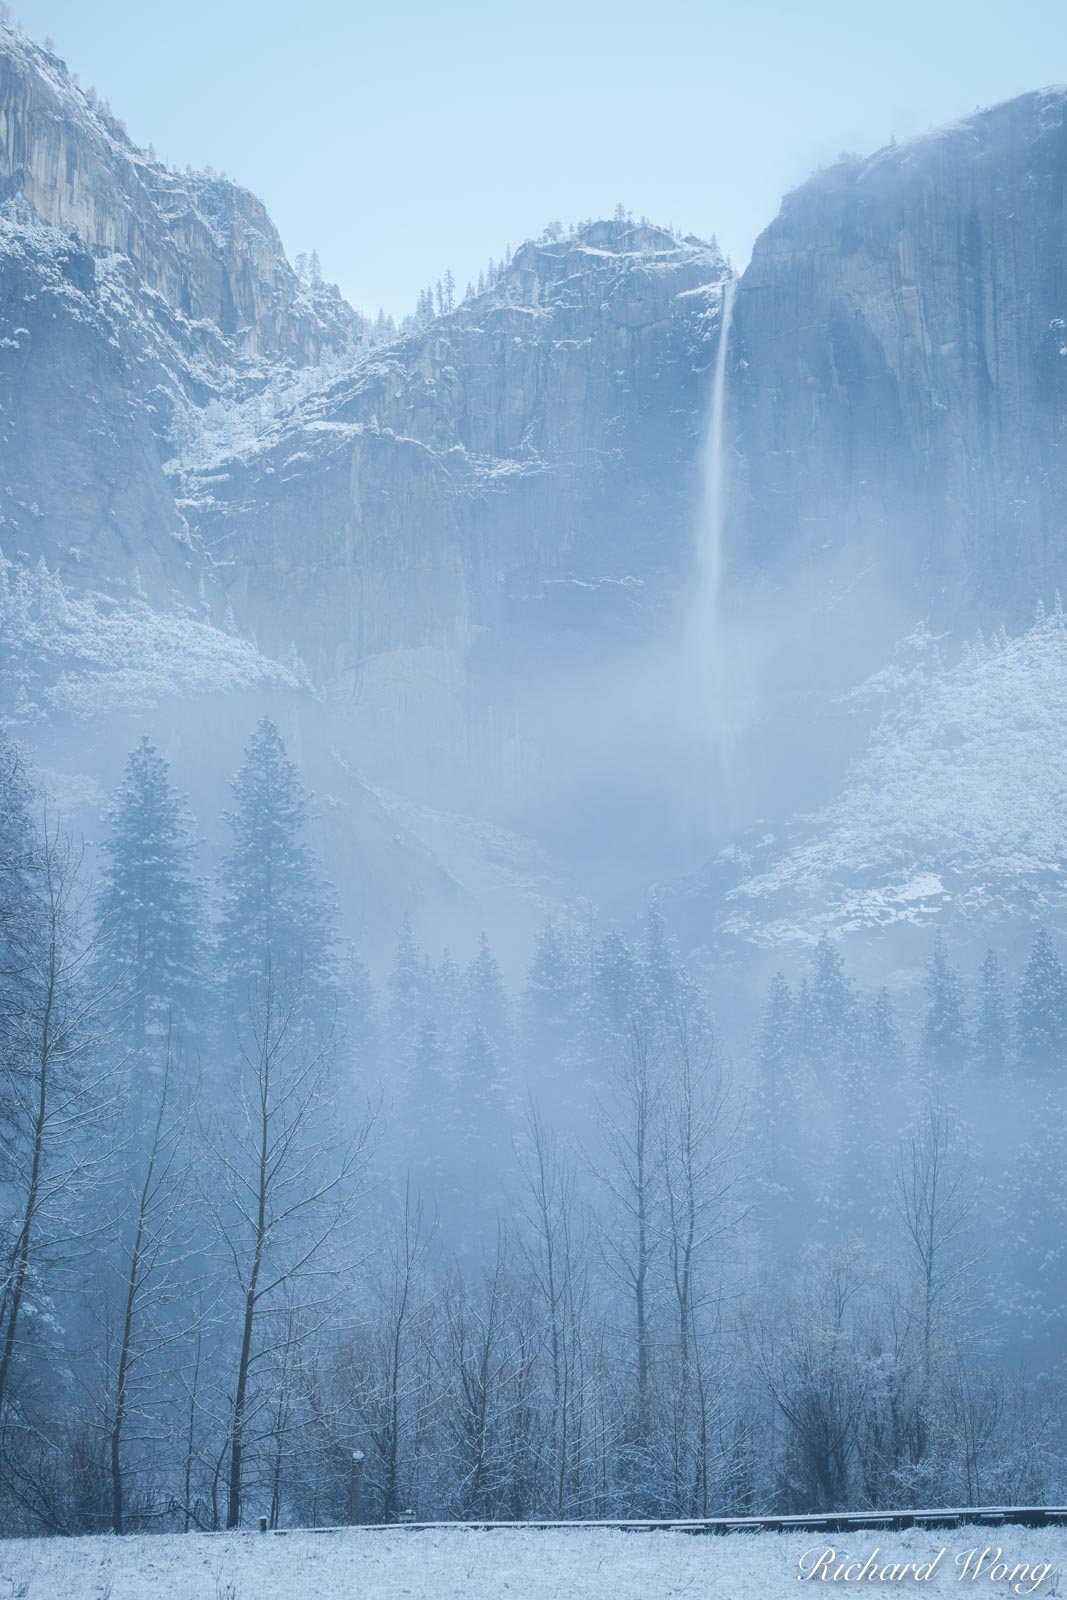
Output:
top-left (731, 88), bottom-right (1067, 626)
top-left (7, 12), bottom-right (1067, 962)
top-left (0, 23), bottom-right (730, 944)
top-left (0, 23), bottom-right (370, 613)
top-left (661, 605), bottom-right (1067, 990)
top-left (181, 224), bottom-right (728, 783)
top-left (0, 25), bottom-right (352, 363)
top-left (0, 20), bottom-right (729, 796)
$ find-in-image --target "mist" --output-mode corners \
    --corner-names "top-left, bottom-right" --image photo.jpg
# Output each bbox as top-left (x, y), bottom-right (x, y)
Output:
top-left (1, 11), bottom-right (1066, 1554)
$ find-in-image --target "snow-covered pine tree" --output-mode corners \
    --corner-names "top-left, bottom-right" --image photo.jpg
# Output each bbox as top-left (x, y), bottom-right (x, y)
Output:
top-left (458, 934), bottom-right (512, 1196)
top-left (867, 987), bottom-right (904, 1077)
top-left (466, 931), bottom-right (510, 1064)
top-left (217, 719), bottom-right (337, 1032)
top-left (522, 920), bottom-right (577, 1090)
top-left (0, 732), bottom-right (37, 990)
top-left (919, 931), bottom-right (968, 1077)
top-left (975, 948), bottom-right (1008, 1074)
top-left (753, 971), bottom-right (803, 1216)
top-left (1015, 928), bottom-right (1067, 1074)
top-left (755, 971), bottom-right (793, 1092)
top-left (795, 935), bottom-right (869, 1232)
top-left (96, 736), bottom-right (206, 1060)
top-left (640, 898), bottom-right (685, 1032)
top-left (388, 915), bottom-right (432, 1081)
top-left (587, 930), bottom-right (640, 1051)
top-left (435, 947), bottom-right (464, 1045)
top-left (0, 735), bottom-right (40, 1113)
top-left (799, 933), bottom-right (861, 1073)
top-left (341, 950), bottom-right (378, 1075)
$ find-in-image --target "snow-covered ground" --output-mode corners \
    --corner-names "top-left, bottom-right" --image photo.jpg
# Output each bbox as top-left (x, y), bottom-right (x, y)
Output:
top-left (0, 1522), bottom-right (1062, 1600)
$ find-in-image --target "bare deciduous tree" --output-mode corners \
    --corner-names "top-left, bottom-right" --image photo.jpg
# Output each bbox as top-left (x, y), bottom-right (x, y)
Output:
top-left (893, 1095), bottom-right (977, 1460)
top-left (203, 963), bottom-right (372, 1529)
top-left (104, 1036), bottom-right (197, 1534)
top-left (0, 820), bottom-right (119, 1431)
top-left (592, 1015), bottom-right (664, 1425)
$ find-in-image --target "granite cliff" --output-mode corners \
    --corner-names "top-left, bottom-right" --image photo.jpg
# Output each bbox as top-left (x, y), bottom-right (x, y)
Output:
top-left (179, 224), bottom-right (728, 786)
top-left (4, 15), bottom-right (1067, 968)
top-left (731, 87), bottom-right (1067, 629)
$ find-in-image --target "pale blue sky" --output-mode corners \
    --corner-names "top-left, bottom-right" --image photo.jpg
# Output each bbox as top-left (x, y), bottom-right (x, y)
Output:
top-left (14, 0), bottom-right (1066, 316)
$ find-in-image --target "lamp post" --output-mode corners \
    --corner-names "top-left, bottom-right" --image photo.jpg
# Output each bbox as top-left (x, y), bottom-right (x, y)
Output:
top-left (349, 1448), bottom-right (366, 1526)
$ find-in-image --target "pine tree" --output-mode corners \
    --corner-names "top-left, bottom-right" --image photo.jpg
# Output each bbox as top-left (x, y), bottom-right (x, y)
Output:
top-left (523, 921), bottom-right (576, 1086)
top-left (797, 936), bottom-right (868, 1233)
top-left (755, 971), bottom-right (793, 1097)
top-left (435, 934), bottom-right (510, 1228)
top-left (753, 971), bottom-right (814, 1242)
top-left (802, 934), bottom-right (860, 1071)
top-left (1016, 929), bottom-right (1067, 1073)
top-left (466, 932), bottom-right (510, 1062)
top-left (975, 948), bottom-right (1008, 1074)
top-left (0, 733), bottom-right (36, 983)
top-left (407, 1006), bottom-right (449, 1188)
top-left (867, 987), bottom-right (904, 1077)
top-left (0, 734), bottom-right (39, 1083)
top-left (217, 719), bottom-right (336, 1028)
top-left (456, 1017), bottom-right (502, 1228)
top-left (388, 919), bottom-right (427, 1049)
top-left (342, 951), bottom-right (378, 1074)
top-left (792, 975), bottom-right (816, 1068)
top-left (641, 898), bottom-right (684, 1029)
top-left (854, 986), bottom-right (905, 1224)
top-left (586, 931), bottom-right (641, 1052)
top-left (96, 736), bottom-right (205, 1058)
top-left (435, 948), bottom-right (465, 1044)
top-left (919, 931), bottom-right (968, 1075)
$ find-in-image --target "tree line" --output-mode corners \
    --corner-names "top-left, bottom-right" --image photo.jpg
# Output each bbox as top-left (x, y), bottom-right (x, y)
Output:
top-left (0, 723), bottom-right (1063, 1535)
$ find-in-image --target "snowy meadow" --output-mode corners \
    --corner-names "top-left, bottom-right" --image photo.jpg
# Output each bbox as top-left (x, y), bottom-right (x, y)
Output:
top-left (1, 1523), bottom-right (1063, 1600)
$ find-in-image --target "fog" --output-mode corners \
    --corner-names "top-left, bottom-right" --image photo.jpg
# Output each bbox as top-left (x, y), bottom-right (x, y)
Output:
top-left (2, 11), bottom-right (1065, 1537)
top-left (3, 258), bottom-right (1064, 1537)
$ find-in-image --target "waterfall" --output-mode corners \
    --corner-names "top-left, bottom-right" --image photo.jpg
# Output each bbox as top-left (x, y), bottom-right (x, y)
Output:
top-left (697, 271), bottom-right (737, 629)
top-left (686, 269), bottom-right (739, 838)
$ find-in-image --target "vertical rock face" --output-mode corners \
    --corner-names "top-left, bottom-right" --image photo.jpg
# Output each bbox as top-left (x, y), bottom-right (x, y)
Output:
top-left (0, 215), bottom-right (191, 595)
top-left (0, 23), bottom-right (352, 363)
top-left (731, 88), bottom-right (1067, 625)
top-left (184, 225), bottom-right (728, 783)
top-left (7, 0), bottom-right (1067, 833)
